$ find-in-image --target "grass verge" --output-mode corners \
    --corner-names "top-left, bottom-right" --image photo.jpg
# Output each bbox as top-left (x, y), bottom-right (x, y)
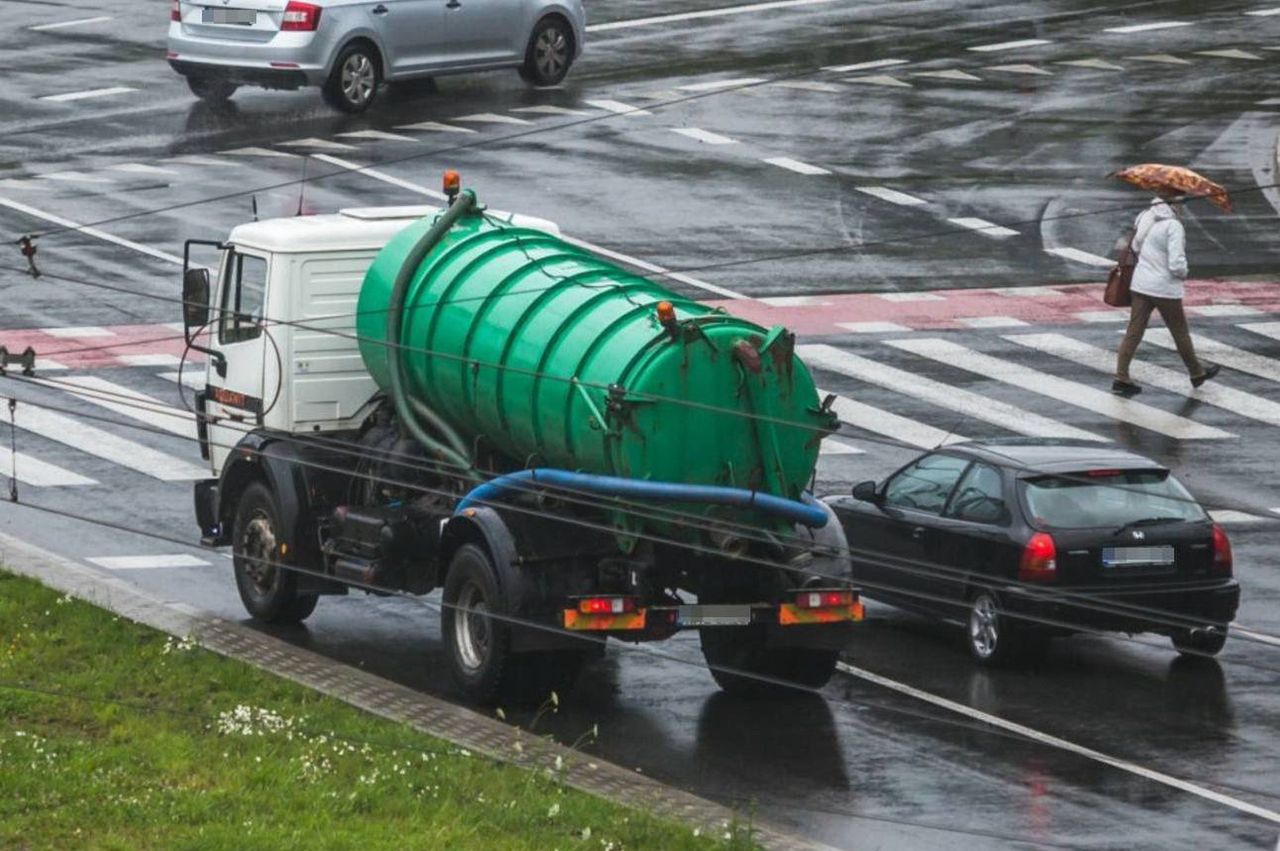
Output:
top-left (0, 571), bottom-right (754, 850)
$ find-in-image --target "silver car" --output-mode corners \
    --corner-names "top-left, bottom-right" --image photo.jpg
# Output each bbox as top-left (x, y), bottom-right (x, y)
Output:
top-left (167, 0), bottom-right (585, 112)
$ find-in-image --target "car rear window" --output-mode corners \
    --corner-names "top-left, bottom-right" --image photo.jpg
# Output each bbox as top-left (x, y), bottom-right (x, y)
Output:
top-left (1020, 469), bottom-right (1207, 529)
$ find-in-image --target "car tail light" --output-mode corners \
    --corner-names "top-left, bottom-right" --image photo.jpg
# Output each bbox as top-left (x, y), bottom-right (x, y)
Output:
top-left (1019, 532), bottom-right (1057, 582)
top-left (281, 1), bottom-right (322, 31)
top-left (577, 596), bottom-right (637, 615)
top-left (170, 0), bottom-right (181, 22)
top-left (795, 589), bottom-right (855, 609)
top-left (1211, 524), bottom-right (1233, 576)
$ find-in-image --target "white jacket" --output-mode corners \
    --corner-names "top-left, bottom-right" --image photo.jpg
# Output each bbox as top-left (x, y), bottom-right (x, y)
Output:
top-left (1130, 198), bottom-right (1188, 299)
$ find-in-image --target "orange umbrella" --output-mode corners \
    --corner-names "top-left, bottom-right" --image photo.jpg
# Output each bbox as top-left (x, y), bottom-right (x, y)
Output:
top-left (1109, 163), bottom-right (1232, 212)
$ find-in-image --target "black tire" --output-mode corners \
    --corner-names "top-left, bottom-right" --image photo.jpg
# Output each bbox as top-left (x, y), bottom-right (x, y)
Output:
top-left (700, 627), bottom-right (837, 696)
top-left (1172, 627), bottom-right (1228, 657)
top-left (232, 482), bottom-right (318, 624)
top-left (323, 42), bottom-right (380, 113)
top-left (967, 591), bottom-right (1045, 666)
top-left (519, 17), bottom-right (573, 87)
top-left (187, 75), bottom-right (237, 103)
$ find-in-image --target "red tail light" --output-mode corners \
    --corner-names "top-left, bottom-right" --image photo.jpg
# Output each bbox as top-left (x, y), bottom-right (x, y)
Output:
top-left (578, 596), bottom-right (637, 615)
top-left (795, 589), bottom-right (855, 609)
top-left (281, 1), bottom-right (322, 31)
top-left (171, 0), bottom-right (181, 22)
top-left (1211, 523), bottom-right (1233, 576)
top-left (1019, 532), bottom-right (1057, 582)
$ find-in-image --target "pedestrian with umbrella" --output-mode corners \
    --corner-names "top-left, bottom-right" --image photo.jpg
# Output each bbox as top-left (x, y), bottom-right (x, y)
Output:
top-left (1107, 164), bottom-right (1228, 397)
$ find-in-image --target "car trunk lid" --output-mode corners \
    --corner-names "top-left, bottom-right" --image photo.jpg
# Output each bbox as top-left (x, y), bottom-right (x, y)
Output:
top-left (179, 0), bottom-right (290, 41)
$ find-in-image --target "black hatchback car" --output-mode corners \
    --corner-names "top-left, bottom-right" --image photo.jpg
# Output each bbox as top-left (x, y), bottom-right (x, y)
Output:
top-left (828, 439), bottom-right (1240, 664)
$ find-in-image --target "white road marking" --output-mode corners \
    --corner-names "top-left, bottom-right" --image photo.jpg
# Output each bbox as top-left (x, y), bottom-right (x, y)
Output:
top-left (1189, 304), bottom-right (1262, 317)
top-left (678, 77), bottom-right (766, 91)
top-left (759, 295), bottom-right (831, 306)
top-left (837, 661), bottom-right (1280, 826)
top-left (40, 86), bottom-right (136, 102)
top-left (670, 127), bottom-right (738, 145)
top-left (801, 344), bottom-right (1105, 441)
top-left (587, 0), bottom-right (840, 32)
top-left (1008, 333), bottom-right (1280, 428)
top-left (38, 171), bottom-right (114, 184)
top-left (310, 153), bottom-right (448, 201)
top-left (912, 69), bottom-right (983, 81)
top-left (119, 354), bottom-right (184, 368)
top-left (772, 80), bottom-right (844, 93)
top-left (947, 217), bottom-right (1019, 238)
top-left (1056, 58), bottom-right (1125, 71)
top-left (968, 38), bottom-right (1052, 52)
top-left (856, 186), bottom-right (928, 206)
top-left (1256, 97), bottom-right (1280, 106)
top-left (510, 105), bottom-right (591, 116)
top-left (845, 75), bottom-right (913, 88)
top-left (819, 388), bottom-right (965, 449)
top-left (42, 326), bottom-right (113, 338)
top-left (1210, 510), bottom-right (1274, 525)
top-left (394, 121), bottom-right (475, 133)
top-left (961, 316), bottom-right (1029, 328)
top-left (888, 338), bottom-right (1235, 440)
top-left (583, 99), bottom-right (652, 116)
top-left (88, 554), bottom-right (211, 570)
top-left (1195, 49), bottom-right (1263, 60)
top-left (819, 438), bottom-right (864, 456)
top-left (993, 285), bottom-right (1065, 297)
top-left (221, 147), bottom-right (298, 158)
top-left (0, 179), bottom-right (42, 191)
top-left (166, 155), bottom-right (240, 167)
top-left (838, 321), bottom-right (912, 333)
top-left (1045, 246), bottom-right (1114, 267)
top-left (1147, 329), bottom-right (1280, 384)
top-left (763, 157), bottom-right (831, 175)
top-left (824, 58), bottom-right (908, 72)
top-left (29, 15), bottom-right (113, 31)
top-left (159, 371), bottom-right (206, 391)
top-left (1231, 624), bottom-right (1280, 648)
top-left (11, 402), bottom-right (207, 481)
top-left (1075, 309), bottom-right (1129, 322)
top-left (878, 292), bottom-right (944, 302)
top-left (0, 447), bottom-right (95, 487)
top-left (452, 112), bottom-right (533, 125)
top-left (984, 63), bottom-right (1053, 75)
top-left (108, 163), bottom-right (178, 176)
top-left (1105, 20), bottom-right (1191, 33)
top-left (279, 137), bottom-right (359, 150)
top-left (1125, 53), bottom-right (1192, 65)
top-left (1242, 321), bottom-right (1280, 343)
top-left (335, 129), bottom-right (417, 142)
top-left (35, 376), bottom-right (196, 440)
top-left (0, 198), bottom-right (184, 266)
top-left (1245, 7), bottom-right (1280, 15)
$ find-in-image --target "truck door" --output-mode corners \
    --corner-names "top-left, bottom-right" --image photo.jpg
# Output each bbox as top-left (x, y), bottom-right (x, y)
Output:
top-left (206, 248), bottom-right (270, 472)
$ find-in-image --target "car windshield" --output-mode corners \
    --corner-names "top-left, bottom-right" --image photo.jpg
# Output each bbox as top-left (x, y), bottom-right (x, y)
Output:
top-left (1020, 469), bottom-right (1206, 530)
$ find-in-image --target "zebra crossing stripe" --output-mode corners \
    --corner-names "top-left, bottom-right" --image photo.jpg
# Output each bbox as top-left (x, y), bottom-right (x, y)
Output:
top-left (0, 446), bottom-right (95, 487)
top-left (888, 338), bottom-right (1234, 440)
top-left (158, 371), bottom-right (205, 390)
top-left (800, 344), bottom-right (1105, 441)
top-left (1241, 321), bottom-right (1280, 342)
top-left (1147, 329), bottom-right (1280, 384)
top-left (32, 376), bottom-right (196, 440)
top-left (818, 388), bottom-right (965, 449)
top-left (1006, 334), bottom-right (1280, 427)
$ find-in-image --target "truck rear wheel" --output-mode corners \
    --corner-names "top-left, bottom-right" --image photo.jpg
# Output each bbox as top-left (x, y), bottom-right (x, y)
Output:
top-left (232, 482), bottom-right (318, 624)
top-left (700, 627), bottom-right (837, 696)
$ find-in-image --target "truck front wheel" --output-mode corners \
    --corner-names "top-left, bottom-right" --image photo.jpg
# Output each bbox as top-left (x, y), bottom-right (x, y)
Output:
top-left (442, 544), bottom-right (514, 705)
top-left (700, 627), bottom-right (837, 696)
top-left (231, 482), bottom-right (318, 624)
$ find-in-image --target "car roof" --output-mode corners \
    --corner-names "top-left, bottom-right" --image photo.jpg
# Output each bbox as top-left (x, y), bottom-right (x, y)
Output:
top-left (938, 438), bottom-right (1166, 475)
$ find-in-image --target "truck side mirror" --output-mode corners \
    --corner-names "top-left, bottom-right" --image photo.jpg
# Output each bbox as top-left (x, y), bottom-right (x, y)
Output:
top-left (852, 480), bottom-right (879, 503)
top-left (183, 267), bottom-right (211, 329)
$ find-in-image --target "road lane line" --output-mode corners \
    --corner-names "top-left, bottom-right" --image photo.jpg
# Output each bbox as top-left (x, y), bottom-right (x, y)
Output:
top-left (279, 137), bottom-right (360, 150)
top-left (0, 198), bottom-right (184, 266)
top-left (108, 163), bottom-right (179, 176)
top-left (393, 121), bottom-right (475, 133)
top-left (1075, 309), bottom-right (1129, 322)
top-left (1007, 333), bottom-right (1280, 427)
top-left (838, 321), bottom-right (912, 333)
top-left (1056, 58), bottom-right (1125, 71)
top-left (1146, 329), bottom-right (1280, 384)
top-left (29, 16), bottom-right (113, 31)
top-left (1194, 49), bottom-right (1263, 60)
top-left (11, 402), bottom-right (207, 481)
top-left (855, 186), bottom-right (927, 206)
top-left (310, 153), bottom-right (448, 200)
top-left (0, 446), bottom-right (95, 487)
top-left (221, 146), bottom-right (298, 158)
top-left (586, 0), bottom-right (840, 32)
top-left (1246, 7), bottom-right (1280, 14)
top-left (845, 75), bottom-right (913, 88)
top-left (823, 58), bottom-right (908, 72)
top-left (510, 105), bottom-right (592, 116)
top-left (335, 130), bottom-right (417, 142)
top-left (583, 99), bottom-right (652, 116)
top-left (158, 371), bottom-right (205, 391)
top-left (38, 171), bottom-right (114, 184)
top-left (88, 554), bottom-right (211, 570)
top-left (912, 69), bottom-right (983, 81)
top-left (983, 63), bottom-right (1053, 76)
top-left (1231, 624), bottom-right (1280, 646)
top-left (670, 128), bottom-right (738, 145)
top-left (763, 157), bottom-right (831, 175)
top-left (119, 354), bottom-right (183, 367)
top-left (1104, 20), bottom-right (1190, 33)
top-left (1241, 321), bottom-right (1280, 343)
top-left (678, 78), bottom-right (766, 91)
top-left (1045, 246), bottom-right (1114, 267)
top-left (947, 217), bottom-right (1019, 238)
top-left (34, 376), bottom-right (196, 440)
top-left (452, 112), bottom-right (534, 125)
top-left (887, 338), bottom-right (1235, 440)
top-left (40, 86), bottom-right (136, 102)
top-left (878, 292), bottom-right (944, 302)
top-left (1125, 53), bottom-right (1192, 65)
top-left (42, 326), bottom-right (114, 338)
top-left (960, 316), bottom-right (1028, 328)
top-left (800, 343), bottom-right (1106, 441)
top-left (837, 662), bottom-right (1280, 826)
top-left (1188, 304), bottom-right (1261, 317)
top-left (819, 438), bottom-right (864, 455)
top-left (968, 38), bottom-right (1052, 52)
top-left (819, 388), bottom-right (964, 449)
top-left (772, 80), bottom-right (844, 92)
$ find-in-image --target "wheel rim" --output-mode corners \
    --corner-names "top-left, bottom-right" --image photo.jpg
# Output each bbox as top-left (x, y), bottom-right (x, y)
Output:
top-left (453, 580), bottom-right (491, 673)
top-left (240, 512), bottom-right (277, 596)
top-left (341, 53), bottom-right (375, 105)
top-left (533, 28), bottom-right (567, 79)
top-left (970, 595), bottom-right (999, 658)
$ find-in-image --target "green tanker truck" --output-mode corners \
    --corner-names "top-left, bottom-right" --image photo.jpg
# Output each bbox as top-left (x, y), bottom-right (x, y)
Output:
top-left (182, 176), bottom-right (862, 704)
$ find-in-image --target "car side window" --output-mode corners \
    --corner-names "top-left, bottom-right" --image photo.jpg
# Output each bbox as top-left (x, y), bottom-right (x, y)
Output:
top-left (218, 252), bottom-right (268, 345)
top-left (882, 454), bottom-right (970, 514)
top-left (947, 463), bottom-right (1008, 525)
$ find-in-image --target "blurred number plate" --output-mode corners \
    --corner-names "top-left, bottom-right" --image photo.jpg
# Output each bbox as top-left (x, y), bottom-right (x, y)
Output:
top-left (1102, 545), bottom-right (1175, 567)
top-left (202, 8), bottom-right (256, 24)
top-left (676, 604), bottom-right (752, 627)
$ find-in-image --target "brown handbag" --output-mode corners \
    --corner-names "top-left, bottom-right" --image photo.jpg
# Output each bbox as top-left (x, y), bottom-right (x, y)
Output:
top-left (1104, 230), bottom-right (1136, 307)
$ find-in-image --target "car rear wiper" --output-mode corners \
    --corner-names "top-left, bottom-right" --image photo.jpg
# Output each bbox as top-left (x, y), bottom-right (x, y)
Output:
top-left (1111, 516), bottom-right (1183, 537)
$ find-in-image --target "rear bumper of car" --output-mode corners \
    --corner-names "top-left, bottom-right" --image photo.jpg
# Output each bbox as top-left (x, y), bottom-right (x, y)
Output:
top-left (167, 24), bottom-right (330, 87)
top-left (1006, 579), bottom-right (1240, 634)
top-left (169, 59), bottom-right (311, 89)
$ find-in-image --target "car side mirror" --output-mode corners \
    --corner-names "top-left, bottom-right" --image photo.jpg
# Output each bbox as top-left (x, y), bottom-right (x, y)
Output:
top-left (852, 480), bottom-right (879, 503)
top-left (183, 267), bottom-right (211, 330)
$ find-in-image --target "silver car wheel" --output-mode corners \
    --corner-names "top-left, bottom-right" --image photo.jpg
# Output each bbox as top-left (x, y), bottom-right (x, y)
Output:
top-left (453, 580), bottom-right (491, 673)
top-left (341, 53), bottom-right (375, 106)
top-left (533, 28), bottom-right (568, 80)
top-left (969, 594), bottom-right (1000, 659)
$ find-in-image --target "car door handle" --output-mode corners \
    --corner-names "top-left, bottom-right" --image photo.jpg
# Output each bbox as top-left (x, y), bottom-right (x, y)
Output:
top-left (445, 0), bottom-right (461, 8)
top-left (371, 4), bottom-right (388, 14)
top-left (910, 526), bottom-right (926, 540)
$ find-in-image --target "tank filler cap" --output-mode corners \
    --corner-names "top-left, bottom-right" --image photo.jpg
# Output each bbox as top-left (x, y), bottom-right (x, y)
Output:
top-left (443, 170), bottom-right (461, 205)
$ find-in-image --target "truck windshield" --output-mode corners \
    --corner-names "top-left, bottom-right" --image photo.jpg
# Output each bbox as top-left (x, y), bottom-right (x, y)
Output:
top-left (1020, 469), bottom-right (1206, 530)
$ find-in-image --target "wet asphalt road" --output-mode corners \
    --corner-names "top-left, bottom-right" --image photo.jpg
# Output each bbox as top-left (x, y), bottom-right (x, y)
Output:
top-left (3, 0), bottom-right (1280, 848)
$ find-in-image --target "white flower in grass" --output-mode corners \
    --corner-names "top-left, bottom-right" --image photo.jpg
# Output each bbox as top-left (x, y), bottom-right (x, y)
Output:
top-left (547, 802), bottom-right (560, 818)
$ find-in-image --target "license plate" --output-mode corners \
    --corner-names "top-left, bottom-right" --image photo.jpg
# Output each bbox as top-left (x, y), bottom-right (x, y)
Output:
top-left (1102, 546), bottom-right (1176, 567)
top-left (676, 604), bottom-right (753, 627)
top-left (202, 8), bottom-right (256, 24)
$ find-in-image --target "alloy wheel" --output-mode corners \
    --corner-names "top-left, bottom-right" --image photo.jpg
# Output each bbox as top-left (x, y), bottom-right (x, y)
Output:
top-left (534, 28), bottom-right (568, 81)
top-left (341, 53), bottom-right (375, 107)
top-left (970, 594), bottom-right (1000, 659)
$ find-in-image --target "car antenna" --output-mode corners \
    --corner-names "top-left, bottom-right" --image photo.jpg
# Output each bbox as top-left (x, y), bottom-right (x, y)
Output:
top-left (251, 195), bottom-right (259, 222)
top-left (296, 157), bottom-right (308, 216)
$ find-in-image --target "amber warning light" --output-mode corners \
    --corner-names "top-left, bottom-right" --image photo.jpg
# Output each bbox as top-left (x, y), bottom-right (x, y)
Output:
top-left (443, 170), bottom-right (461, 203)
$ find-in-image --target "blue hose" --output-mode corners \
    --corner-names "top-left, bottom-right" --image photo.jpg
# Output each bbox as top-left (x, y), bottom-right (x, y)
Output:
top-left (454, 468), bottom-right (828, 528)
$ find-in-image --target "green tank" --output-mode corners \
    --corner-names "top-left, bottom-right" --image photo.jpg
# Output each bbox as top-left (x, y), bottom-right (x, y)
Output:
top-left (357, 199), bottom-right (834, 529)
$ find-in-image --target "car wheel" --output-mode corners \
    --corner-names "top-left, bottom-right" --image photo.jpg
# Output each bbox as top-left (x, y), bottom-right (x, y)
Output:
top-left (700, 626), bottom-right (837, 696)
top-left (232, 482), bottom-right (318, 624)
top-left (966, 591), bottom-right (1045, 666)
top-left (1172, 627), bottom-right (1227, 657)
top-left (323, 43), bottom-right (380, 113)
top-left (519, 17), bottom-right (573, 87)
top-left (187, 75), bottom-right (238, 103)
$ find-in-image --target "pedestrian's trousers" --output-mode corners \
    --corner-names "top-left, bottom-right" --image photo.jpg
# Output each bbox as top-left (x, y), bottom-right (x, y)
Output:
top-left (1116, 292), bottom-right (1203, 381)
